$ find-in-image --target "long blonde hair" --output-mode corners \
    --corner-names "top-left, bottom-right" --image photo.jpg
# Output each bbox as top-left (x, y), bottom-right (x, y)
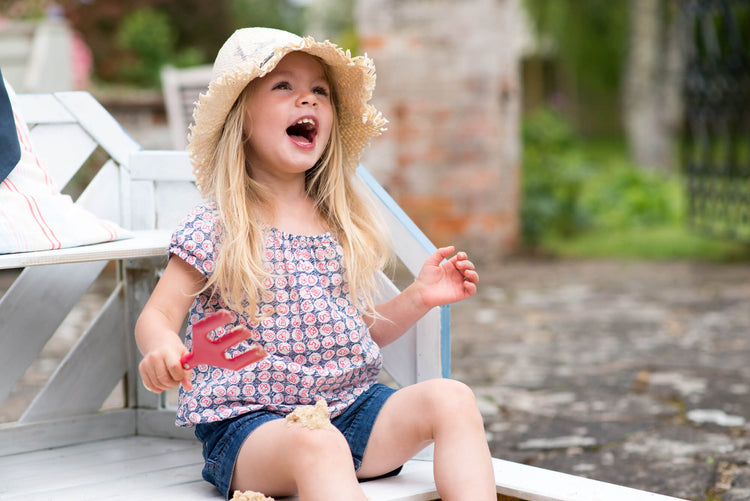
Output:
top-left (204, 61), bottom-right (391, 320)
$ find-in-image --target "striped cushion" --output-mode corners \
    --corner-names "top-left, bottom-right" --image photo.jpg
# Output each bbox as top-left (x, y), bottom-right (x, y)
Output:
top-left (0, 84), bottom-right (130, 254)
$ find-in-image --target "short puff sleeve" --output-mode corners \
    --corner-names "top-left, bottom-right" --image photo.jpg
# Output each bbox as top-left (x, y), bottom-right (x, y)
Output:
top-left (168, 203), bottom-right (219, 277)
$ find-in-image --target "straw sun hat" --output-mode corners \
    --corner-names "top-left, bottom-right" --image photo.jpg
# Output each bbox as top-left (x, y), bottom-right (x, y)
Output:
top-left (188, 27), bottom-right (388, 198)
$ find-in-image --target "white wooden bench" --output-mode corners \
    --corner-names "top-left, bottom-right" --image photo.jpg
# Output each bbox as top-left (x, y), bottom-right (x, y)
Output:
top-left (0, 91), bottom-right (687, 501)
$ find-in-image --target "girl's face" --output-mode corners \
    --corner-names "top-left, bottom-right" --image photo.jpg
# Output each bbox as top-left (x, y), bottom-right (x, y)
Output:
top-left (243, 51), bottom-right (333, 184)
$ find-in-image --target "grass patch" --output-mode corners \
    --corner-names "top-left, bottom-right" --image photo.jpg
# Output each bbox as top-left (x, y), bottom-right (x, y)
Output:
top-left (542, 225), bottom-right (750, 262)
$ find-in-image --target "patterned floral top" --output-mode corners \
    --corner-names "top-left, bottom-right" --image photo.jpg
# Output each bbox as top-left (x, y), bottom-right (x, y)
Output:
top-left (170, 203), bottom-right (383, 426)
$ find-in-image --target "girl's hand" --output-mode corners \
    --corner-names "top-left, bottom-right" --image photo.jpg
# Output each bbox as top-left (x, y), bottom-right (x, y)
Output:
top-left (138, 340), bottom-right (193, 393)
top-left (415, 246), bottom-right (479, 308)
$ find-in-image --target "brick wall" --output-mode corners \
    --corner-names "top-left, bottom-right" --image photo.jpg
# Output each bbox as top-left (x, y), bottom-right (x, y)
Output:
top-left (356, 0), bottom-right (522, 259)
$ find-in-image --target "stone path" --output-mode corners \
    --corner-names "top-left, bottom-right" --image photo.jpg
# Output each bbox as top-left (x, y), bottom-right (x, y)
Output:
top-left (450, 258), bottom-right (750, 501)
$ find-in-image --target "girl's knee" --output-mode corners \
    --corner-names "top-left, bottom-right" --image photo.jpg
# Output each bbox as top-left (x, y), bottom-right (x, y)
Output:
top-left (417, 379), bottom-right (484, 430)
top-left (285, 423), bottom-right (351, 468)
top-left (420, 378), bottom-right (478, 410)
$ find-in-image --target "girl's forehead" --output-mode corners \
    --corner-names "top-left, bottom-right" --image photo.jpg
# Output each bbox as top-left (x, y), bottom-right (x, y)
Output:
top-left (268, 51), bottom-right (328, 80)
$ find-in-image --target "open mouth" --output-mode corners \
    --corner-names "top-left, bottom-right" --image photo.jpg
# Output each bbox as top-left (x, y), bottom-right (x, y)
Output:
top-left (286, 117), bottom-right (317, 145)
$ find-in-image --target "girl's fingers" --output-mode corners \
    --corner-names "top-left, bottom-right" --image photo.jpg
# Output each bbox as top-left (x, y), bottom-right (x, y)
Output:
top-left (140, 355), bottom-right (189, 393)
top-left (463, 269), bottom-right (479, 284)
top-left (429, 246), bottom-right (455, 266)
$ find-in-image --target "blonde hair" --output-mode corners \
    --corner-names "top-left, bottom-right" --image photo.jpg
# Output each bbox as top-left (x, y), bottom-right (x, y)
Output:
top-left (204, 61), bottom-right (391, 320)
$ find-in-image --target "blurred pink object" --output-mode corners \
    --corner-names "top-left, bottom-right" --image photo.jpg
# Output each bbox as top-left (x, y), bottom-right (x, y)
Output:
top-left (71, 30), bottom-right (92, 90)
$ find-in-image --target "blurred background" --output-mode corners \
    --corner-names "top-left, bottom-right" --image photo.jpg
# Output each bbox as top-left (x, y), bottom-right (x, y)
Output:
top-left (2, 2), bottom-right (750, 499)
top-left (1, 0), bottom-right (748, 263)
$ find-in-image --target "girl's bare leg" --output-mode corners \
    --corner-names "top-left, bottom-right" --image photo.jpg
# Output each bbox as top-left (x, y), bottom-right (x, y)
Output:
top-left (231, 419), bottom-right (367, 501)
top-left (357, 379), bottom-right (496, 501)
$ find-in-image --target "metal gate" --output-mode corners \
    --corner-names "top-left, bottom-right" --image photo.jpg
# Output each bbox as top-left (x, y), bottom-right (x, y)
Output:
top-left (683, 0), bottom-right (750, 240)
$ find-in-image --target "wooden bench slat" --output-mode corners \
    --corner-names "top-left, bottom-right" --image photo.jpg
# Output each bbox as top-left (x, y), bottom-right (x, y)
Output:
top-left (491, 458), bottom-right (686, 501)
top-left (0, 436), bottom-right (203, 499)
top-left (28, 122), bottom-right (97, 189)
top-left (0, 261), bottom-right (107, 404)
top-left (0, 409), bottom-right (135, 456)
top-left (0, 229), bottom-right (170, 269)
top-left (20, 284), bottom-right (128, 423)
top-left (76, 159), bottom-right (124, 221)
top-left (54, 91), bottom-right (140, 166)
top-left (15, 92), bottom-right (75, 124)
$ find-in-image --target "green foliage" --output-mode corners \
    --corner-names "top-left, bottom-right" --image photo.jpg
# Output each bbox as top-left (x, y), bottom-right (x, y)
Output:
top-left (229, 0), bottom-right (305, 36)
top-left (117, 8), bottom-right (176, 87)
top-left (578, 161), bottom-right (685, 230)
top-left (522, 0), bottom-right (629, 134)
top-left (521, 108), bottom-right (750, 261)
top-left (57, 0), bottom-right (305, 86)
top-left (521, 108), bottom-right (595, 244)
top-left (524, 0), bottom-right (628, 96)
top-left (543, 226), bottom-right (750, 262)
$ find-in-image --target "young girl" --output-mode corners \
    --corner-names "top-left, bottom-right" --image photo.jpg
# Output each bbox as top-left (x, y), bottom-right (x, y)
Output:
top-left (135, 27), bottom-right (495, 500)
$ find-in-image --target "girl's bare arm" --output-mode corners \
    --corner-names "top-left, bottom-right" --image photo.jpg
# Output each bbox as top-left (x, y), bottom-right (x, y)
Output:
top-left (135, 256), bottom-right (206, 392)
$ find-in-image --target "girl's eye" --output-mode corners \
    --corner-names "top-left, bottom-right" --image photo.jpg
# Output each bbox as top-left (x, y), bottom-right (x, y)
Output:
top-left (313, 86), bottom-right (330, 98)
top-left (272, 81), bottom-right (291, 90)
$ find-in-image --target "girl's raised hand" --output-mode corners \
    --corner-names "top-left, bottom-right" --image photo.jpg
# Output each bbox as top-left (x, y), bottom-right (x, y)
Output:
top-left (415, 246), bottom-right (479, 308)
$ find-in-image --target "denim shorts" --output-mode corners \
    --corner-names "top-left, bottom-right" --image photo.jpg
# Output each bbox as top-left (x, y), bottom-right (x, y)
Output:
top-left (194, 383), bottom-right (401, 499)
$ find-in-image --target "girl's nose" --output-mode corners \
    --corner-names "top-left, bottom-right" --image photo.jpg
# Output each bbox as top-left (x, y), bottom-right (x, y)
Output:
top-left (297, 92), bottom-right (318, 107)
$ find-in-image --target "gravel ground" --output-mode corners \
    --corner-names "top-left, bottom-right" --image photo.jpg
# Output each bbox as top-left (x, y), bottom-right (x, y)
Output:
top-left (451, 258), bottom-right (750, 501)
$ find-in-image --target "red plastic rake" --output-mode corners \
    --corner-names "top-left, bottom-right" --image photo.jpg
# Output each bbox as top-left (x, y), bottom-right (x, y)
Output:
top-left (180, 310), bottom-right (267, 370)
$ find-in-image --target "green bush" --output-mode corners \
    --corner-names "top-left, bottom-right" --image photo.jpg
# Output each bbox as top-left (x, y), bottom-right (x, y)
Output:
top-left (117, 8), bottom-right (175, 87)
top-left (521, 108), bottom-right (686, 246)
top-left (521, 108), bottom-right (595, 244)
top-left (578, 161), bottom-right (685, 230)
top-left (117, 8), bottom-right (202, 87)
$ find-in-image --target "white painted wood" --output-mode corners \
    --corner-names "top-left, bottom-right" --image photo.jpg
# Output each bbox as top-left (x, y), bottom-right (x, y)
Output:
top-left (127, 151), bottom-right (201, 232)
top-left (77, 159), bottom-right (123, 221)
top-left (0, 261), bottom-right (106, 404)
top-left (415, 308), bottom-right (443, 381)
top-left (377, 271), bottom-right (418, 387)
top-left (0, 436), bottom-right (204, 499)
top-left (28, 122), bottom-right (97, 189)
top-left (16, 92), bottom-right (74, 124)
top-left (0, 229), bottom-right (171, 269)
top-left (136, 409), bottom-right (195, 440)
top-left (154, 180), bottom-right (203, 229)
top-left (0, 410), bottom-right (135, 456)
top-left (55, 91), bottom-right (140, 165)
top-left (129, 149), bottom-right (195, 181)
top-left (491, 458), bottom-right (686, 501)
top-left (129, 180), bottom-right (157, 230)
top-left (20, 284), bottom-right (128, 423)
